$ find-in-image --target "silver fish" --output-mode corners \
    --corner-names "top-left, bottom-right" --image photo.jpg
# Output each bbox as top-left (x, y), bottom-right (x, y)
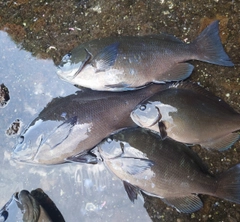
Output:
top-left (131, 82), bottom-right (240, 150)
top-left (57, 20), bottom-right (233, 91)
top-left (13, 84), bottom-right (168, 165)
top-left (0, 189), bottom-right (64, 222)
top-left (90, 128), bottom-right (240, 213)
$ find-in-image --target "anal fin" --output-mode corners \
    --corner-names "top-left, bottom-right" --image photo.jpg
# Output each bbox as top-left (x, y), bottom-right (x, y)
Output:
top-left (154, 63), bottom-right (194, 82)
top-left (200, 133), bottom-right (240, 151)
top-left (162, 195), bottom-right (203, 213)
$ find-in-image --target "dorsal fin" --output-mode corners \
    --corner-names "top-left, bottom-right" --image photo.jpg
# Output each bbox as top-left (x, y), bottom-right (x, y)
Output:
top-left (170, 81), bottom-right (239, 113)
top-left (147, 33), bottom-right (184, 43)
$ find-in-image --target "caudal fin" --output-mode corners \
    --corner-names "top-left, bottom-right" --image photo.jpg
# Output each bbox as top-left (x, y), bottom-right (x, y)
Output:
top-left (191, 20), bottom-right (234, 66)
top-left (215, 164), bottom-right (240, 204)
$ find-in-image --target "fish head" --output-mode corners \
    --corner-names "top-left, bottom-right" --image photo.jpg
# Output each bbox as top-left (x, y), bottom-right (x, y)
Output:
top-left (98, 136), bottom-right (124, 160)
top-left (57, 46), bottom-right (91, 82)
top-left (0, 194), bottom-right (20, 222)
top-left (12, 119), bottom-right (47, 163)
top-left (130, 102), bottom-right (162, 127)
top-left (12, 115), bottom-right (79, 164)
top-left (98, 131), bottom-right (148, 160)
top-left (0, 191), bottom-right (40, 222)
top-left (15, 190), bottom-right (40, 222)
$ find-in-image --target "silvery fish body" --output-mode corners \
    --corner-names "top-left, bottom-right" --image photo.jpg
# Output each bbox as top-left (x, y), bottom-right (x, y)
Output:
top-left (57, 21), bottom-right (233, 91)
top-left (13, 84), bottom-right (168, 164)
top-left (131, 82), bottom-right (240, 150)
top-left (0, 189), bottom-right (64, 222)
top-left (94, 128), bottom-right (240, 213)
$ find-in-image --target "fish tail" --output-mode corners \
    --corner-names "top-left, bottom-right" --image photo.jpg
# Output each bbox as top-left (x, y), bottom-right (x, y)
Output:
top-left (191, 20), bottom-right (234, 66)
top-left (215, 163), bottom-right (240, 204)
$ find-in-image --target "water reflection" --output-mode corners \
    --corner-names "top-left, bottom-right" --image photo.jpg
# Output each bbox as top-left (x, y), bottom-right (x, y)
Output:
top-left (0, 31), bottom-right (151, 221)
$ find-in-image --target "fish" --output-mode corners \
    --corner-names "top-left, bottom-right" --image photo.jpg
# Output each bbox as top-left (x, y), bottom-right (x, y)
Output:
top-left (57, 20), bottom-right (233, 91)
top-left (0, 189), bottom-right (65, 222)
top-left (12, 84), bottom-right (169, 165)
top-left (78, 128), bottom-right (240, 213)
top-left (130, 82), bottom-right (240, 150)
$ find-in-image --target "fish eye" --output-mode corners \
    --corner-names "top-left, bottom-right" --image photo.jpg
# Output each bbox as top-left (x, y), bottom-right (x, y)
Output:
top-left (106, 137), bottom-right (113, 143)
top-left (14, 192), bottom-right (19, 200)
top-left (139, 104), bottom-right (146, 111)
top-left (62, 53), bottom-right (72, 62)
top-left (18, 136), bottom-right (24, 144)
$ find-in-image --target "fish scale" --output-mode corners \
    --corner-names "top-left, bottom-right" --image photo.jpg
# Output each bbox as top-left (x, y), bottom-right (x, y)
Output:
top-left (85, 128), bottom-right (240, 213)
top-left (12, 84), bottom-right (169, 165)
top-left (131, 82), bottom-right (240, 150)
top-left (57, 20), bottom-right (233, 91)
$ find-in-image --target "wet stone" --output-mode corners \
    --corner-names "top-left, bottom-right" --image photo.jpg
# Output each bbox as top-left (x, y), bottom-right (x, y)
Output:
top-left (0, 83), bottom-right (10, 108)
top-left (228, 217), bottom-right (238, 222)
top-left (6, 119), bottom-right (21, 136)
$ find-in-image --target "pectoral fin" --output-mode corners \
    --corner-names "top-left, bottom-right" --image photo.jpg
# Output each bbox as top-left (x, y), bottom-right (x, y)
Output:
top-left (92, 42), bottom-right (119, 72)
top-left (158, 122), bottom-right (167, 140)
top-left (66, 150), bottom-right (99, 164)
top-left (123, 180), bottom-right (140, 202)
top-left (162, 195), bottom-right (203, 213)
top-left (113, 157), bottom-right (154, 175)
top-left (200, 133), bottom-right (240, 151)
top-left (43, 116), bottom-right (77, 150)
top-left (105, 82), bottom-right (131, 89)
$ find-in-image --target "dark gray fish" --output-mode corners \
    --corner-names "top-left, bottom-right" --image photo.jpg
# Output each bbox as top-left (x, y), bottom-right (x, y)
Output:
top-left (13, 84), bottom-right (168, 164)
top-left (131, 82), bottom-right (240, 150)
top-left (57, 21), bottom-right (233, 91)
top-left (0, 189), bottom-right (64, 222)
top-left (84, 128), bottom-right (240, 213)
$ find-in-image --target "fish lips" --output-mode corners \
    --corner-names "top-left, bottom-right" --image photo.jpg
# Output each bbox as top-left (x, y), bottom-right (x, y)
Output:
top-left (56, 65), bottom-right (79, 81)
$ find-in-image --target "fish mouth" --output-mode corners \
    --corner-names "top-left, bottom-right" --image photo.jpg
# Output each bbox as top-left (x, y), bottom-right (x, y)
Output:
top-left (57, 48), bottom-right (91, 81)
top-left (130, 112), bottom-right (142, 127)
top-left (11, 141), bottom-right (39, 164)
top-left (11, 151), bottom-right (37, 164)
top-left (56, 67), bottom-right (78, 81)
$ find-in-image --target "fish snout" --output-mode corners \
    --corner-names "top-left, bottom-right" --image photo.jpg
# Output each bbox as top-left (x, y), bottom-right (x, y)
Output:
top-left (12, 137), bottom-right (36, 163)
top-left (56, 65), bottom-right (79, 81)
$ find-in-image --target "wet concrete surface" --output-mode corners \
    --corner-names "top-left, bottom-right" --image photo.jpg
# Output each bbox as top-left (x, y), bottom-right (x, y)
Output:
top-left (0, 0), bottom-right (240, 221)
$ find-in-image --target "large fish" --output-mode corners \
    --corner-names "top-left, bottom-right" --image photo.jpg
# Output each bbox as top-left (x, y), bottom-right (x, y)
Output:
top-left (0, 189), bottom-right (65, 222)
top-left (57, 21), bottom-right (233, 91)
top-left (130, 82), bottom-right (240, 150)
top-left (81, 128), bottom-right (240, 213)
top-left (13, 84), bottom-right (168, 165)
